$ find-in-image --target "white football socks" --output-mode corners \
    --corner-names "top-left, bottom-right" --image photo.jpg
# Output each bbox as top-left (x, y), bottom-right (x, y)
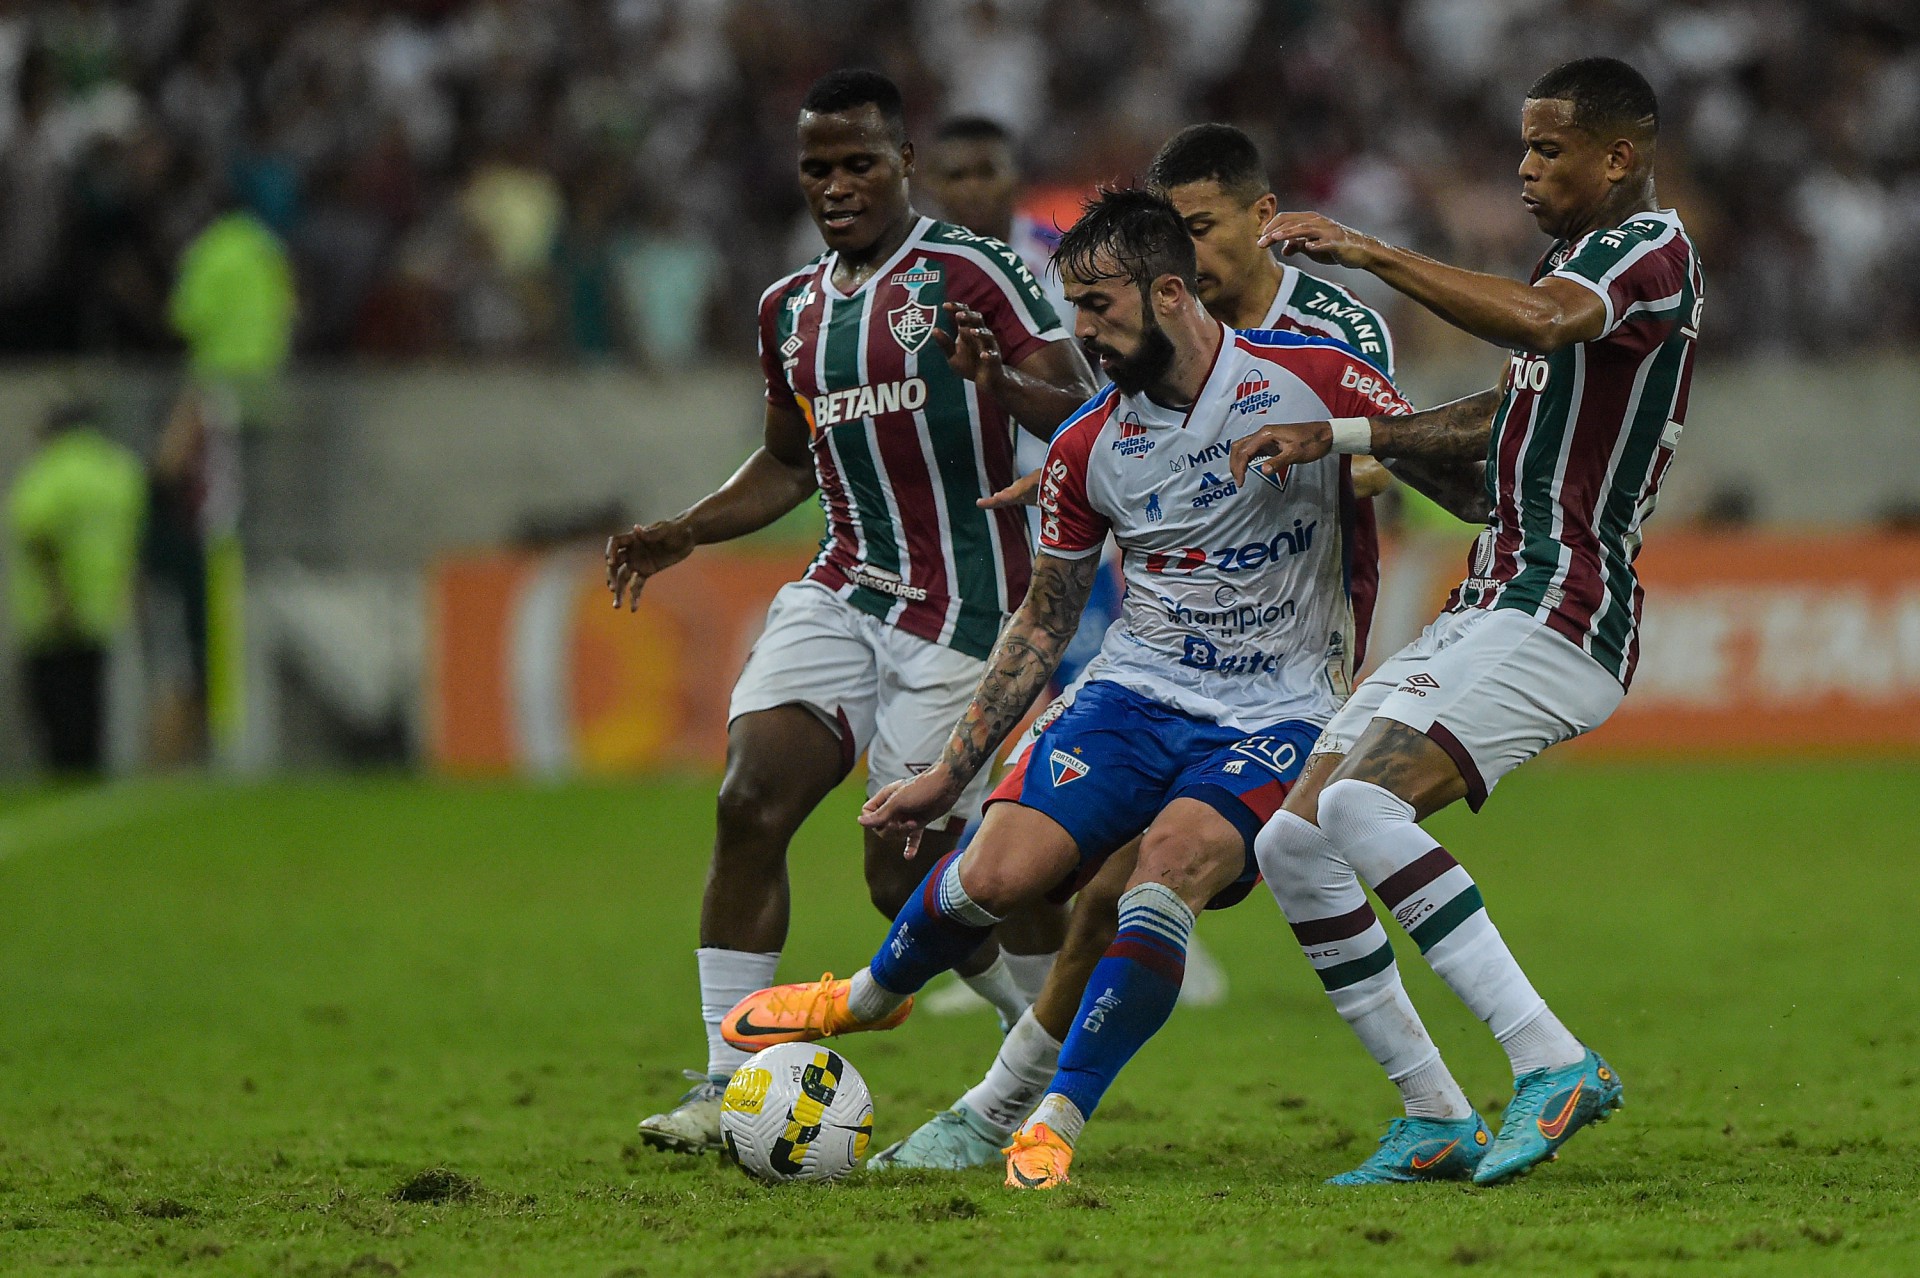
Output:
top-left (1002, 950), bottom-right (1056, 1005)
top-left (846, 967), bottom-right (910, 1022)
top-left (1496, 1004), bottom-right (1585, 1075)
top-left (1256, 809), bottom-right (1471, 1120)
top-left (696, 947), bottom-right (779, 1078)
top-left (1316, 780), bottom-right (1584, 1079)
top-left (959, 1009), bottom-right (1064, 1136)
top-left (1026, 1092), bottom-right (1086, 1147)
top-left (960, 952), bottom-right (1033, 1026)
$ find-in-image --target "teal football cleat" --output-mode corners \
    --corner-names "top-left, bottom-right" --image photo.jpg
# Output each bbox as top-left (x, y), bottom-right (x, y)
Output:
top-left (636, 1070), bottom-right (729, 1154)
top-left (1326, 1113), bottom-right (1491, 1185)
top-left (1473, 1047), bottom-right (1624, 1185)
top-left (866, 1102), bottom-right (1006, 1171)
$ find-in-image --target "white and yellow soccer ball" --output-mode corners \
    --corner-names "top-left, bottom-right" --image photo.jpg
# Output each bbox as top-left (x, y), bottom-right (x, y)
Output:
top-left (720, 1042), bottom-right (874, 1183)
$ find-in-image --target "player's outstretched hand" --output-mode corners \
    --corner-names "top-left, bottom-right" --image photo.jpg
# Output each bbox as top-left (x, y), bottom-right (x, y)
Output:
top-left (605, 519), bottom-right (696, 611)
top-left (978, 467), bottom-right (1042, 509)
top-left (932, 302), bottom-right (1004, 388)
top-left (1230, 421), bottom-right (1334, 486)
top-left (860, 765), bottom-right (965, 856)
top-left (1256, 211), bottom-right (1378, 270)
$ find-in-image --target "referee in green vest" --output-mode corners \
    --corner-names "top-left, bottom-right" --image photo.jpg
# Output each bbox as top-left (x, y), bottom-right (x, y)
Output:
top-left (6, 401), bottom-right (145, 774)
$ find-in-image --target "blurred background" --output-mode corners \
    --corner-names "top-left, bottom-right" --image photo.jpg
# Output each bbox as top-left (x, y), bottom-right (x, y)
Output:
top-left (2, 0), bottom-right (1918, 778)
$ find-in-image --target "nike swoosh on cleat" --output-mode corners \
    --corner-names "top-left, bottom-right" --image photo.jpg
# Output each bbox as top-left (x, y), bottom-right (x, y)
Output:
top-left (1536, 1083), bottom-right (1585, 1140)
top-left (1009, 1164), bottom-right (1053, 1189)
top-left (1408, 1140), bottom-right (1459, 1172)
top-left (730, 1009), bottom-right (800, 1041)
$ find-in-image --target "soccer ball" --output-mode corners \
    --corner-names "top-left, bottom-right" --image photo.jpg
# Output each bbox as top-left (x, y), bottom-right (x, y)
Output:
top-left (720, 1042), bottom-right (874, 1183)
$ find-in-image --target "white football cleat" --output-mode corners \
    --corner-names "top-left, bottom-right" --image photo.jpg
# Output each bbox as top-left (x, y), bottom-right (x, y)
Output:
top-left (636, 1070), bottom-right (728, 1154)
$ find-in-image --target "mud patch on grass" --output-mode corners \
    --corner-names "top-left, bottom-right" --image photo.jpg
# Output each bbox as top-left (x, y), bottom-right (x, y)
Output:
top-left (909, 1194), bottom-right (977, 1222)
top-left (388, 1168), bottom-right (480, 1204)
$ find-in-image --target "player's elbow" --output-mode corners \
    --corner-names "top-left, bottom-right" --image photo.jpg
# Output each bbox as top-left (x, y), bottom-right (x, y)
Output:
top-left (1517, 302), bottom-right (1598, 354)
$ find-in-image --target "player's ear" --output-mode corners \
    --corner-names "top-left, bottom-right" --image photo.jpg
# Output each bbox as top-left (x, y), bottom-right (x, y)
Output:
top-left (1152, 273), bottom-right (1183, 315)
top-left (1252, 191), bottom-right (1278, 223)
top-left (1604, 136), bottom-right (1634, 184)
top-left (899, 139), bottom-right (915, 176)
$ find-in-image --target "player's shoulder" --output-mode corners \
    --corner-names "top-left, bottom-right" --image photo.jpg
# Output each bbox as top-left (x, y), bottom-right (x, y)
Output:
top-left (756, 257), bottom-right (825, 318)
top-left (1048, 384), bottom-right (1124, 454)
top-left (921, 220), bottom-right (1044, 287)
top-left (1233, 328), bottom-right (1391, 383)
top-left (1569, 209), bottom-right (1692, 260)
top-left (1286, 265), bottom-right (1384, 319)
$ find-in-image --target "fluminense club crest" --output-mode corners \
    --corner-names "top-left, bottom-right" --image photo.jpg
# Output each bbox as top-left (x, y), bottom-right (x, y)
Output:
top-left (888, 298), bottom-right (937, 353)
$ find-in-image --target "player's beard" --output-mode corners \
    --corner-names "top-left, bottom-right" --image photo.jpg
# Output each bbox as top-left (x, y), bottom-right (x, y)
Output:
top-left (1088, 306), bottom-right (1177, 396)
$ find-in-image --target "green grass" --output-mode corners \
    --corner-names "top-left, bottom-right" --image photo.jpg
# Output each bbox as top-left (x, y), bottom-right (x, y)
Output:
top-left (1, 762), bottom-right (1917, 1276)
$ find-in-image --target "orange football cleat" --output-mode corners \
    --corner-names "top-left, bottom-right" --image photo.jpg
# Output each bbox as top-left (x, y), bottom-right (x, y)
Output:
top-left (1003, 1122), bottom-right (1074, 1190)
top-left (720, 973), bottom-right (914, 1050)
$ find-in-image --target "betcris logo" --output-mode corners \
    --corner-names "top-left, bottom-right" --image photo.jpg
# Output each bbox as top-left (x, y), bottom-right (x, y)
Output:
top-left (1230, 372), bottom-right (1282, 416)
top-left (1110, 413), bottom-right (1154, 457)
top-left (1144, 520), bottom-right (1319, 576)
top-left (1339, 364), bottom-right (1402, 412)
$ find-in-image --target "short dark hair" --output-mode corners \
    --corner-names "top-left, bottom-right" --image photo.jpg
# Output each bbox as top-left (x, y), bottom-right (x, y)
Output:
top-left (1527, 57), bottom-right (1658, 136)
top-left (800, 69), bottom-right (908, 143)
top-left (934, 116), bottom-right (1010, 145)
top-left (1053, 187), bottom-right (1197, 293)
top-left (1146, 123), bottom-right (1269, 203)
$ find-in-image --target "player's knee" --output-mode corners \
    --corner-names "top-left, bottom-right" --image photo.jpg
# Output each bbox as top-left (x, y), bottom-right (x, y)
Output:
top-left (864, 861), bottom-right (918, 919)
top-left (713, 774), bottom-right (804, 858)
top-left (1134, 825), bottom-right (1237, 910)
top-left (954, 854), bottom-right (1029, 919)
top-left (1316, 777), bottom-right (1415, 849)
top-left (1253, 810), bottom-right (1316, 899)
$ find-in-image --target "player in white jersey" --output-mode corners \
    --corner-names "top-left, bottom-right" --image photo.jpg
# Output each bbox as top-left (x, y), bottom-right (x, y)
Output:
top-left (722, 189), bottom-right (1417, 1189)
top-left (861, 122), bottom-right (1503, 1174)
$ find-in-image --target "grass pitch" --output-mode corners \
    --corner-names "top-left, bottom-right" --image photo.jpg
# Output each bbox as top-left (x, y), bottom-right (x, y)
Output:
top-left (0, 762), bottom-right (1916, 1276)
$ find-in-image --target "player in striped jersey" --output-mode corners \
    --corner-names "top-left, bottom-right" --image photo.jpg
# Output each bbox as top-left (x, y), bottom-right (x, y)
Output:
top-left (723, 188), bottom-right (1422, 1189)
top-left (612, 70), bottom-right (1095, 1155)
top-left (1234, 57), bottom-right (1699, 1184)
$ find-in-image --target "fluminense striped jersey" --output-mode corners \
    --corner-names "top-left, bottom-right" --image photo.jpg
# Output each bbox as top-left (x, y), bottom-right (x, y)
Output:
top-left (1260, 261), bottom-right (1396, 379)
top-left (1447, 209), bottom-right (1703, 686)
top-left (759, 216), bottom-right (1068, 659)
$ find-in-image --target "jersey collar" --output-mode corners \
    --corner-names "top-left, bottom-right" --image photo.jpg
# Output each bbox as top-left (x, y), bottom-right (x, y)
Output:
top-left (820, 215), bottom-right (934, 301)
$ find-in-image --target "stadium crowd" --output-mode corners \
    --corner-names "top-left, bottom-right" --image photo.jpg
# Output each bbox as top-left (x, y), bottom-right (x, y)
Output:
top-left (0, 0), bottom-right (1913, 365)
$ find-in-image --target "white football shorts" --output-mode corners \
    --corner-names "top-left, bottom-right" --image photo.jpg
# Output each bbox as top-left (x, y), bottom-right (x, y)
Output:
top-left (728, 580), bottom-right (997, 825)
top-left (1312, 607), bottom-right (1624, 810)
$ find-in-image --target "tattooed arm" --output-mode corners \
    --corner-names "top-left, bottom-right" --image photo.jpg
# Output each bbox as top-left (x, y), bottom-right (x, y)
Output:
top-left (859, 551), bottom-right (1101, 842)
top-left (1229, 387), bottom-right (1502, 487)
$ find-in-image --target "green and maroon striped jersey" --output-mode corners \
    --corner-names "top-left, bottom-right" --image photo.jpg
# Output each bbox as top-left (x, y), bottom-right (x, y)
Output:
top-left (1448, 209), bottom-right (1703, 687)
top-left (758, 217), bottom-right (1067, 659)
top-left (1260, 262), bottom-right (1395, 378)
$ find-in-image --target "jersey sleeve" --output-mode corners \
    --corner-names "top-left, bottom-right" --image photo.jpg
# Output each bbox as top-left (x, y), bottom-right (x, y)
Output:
top-left (1319, 349), bottom-right (1416, 420)
top-left (944, 239), bottom-right (1069, 369)
top-left (756, 277), bottom-right (803, 407)
top-left (1547, 218), bottom-right (1688, 341)
top-left (1037, 420), bottom-right (1109, 560)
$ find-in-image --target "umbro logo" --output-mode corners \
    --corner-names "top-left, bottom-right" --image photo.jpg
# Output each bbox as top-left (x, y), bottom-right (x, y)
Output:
top-left (1398, 673), bottom-right (1441, 697)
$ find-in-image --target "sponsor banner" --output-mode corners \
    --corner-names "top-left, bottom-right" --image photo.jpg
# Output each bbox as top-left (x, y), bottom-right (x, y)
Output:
top-left (429, 545), bottom-right (810, 775)
top-left (1581, 532), bottom-right (1920, 753)
top-left (431, 532), bottom-right (1920, 775)
top-left (1369, 531), bottom-right (1920, 755)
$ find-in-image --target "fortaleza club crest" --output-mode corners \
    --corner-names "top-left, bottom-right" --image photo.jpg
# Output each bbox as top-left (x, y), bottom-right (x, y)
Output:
top-left (1048, 749), bottom-right (1090, 786)
top-left (888, 298), bottom-right (938, 353)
